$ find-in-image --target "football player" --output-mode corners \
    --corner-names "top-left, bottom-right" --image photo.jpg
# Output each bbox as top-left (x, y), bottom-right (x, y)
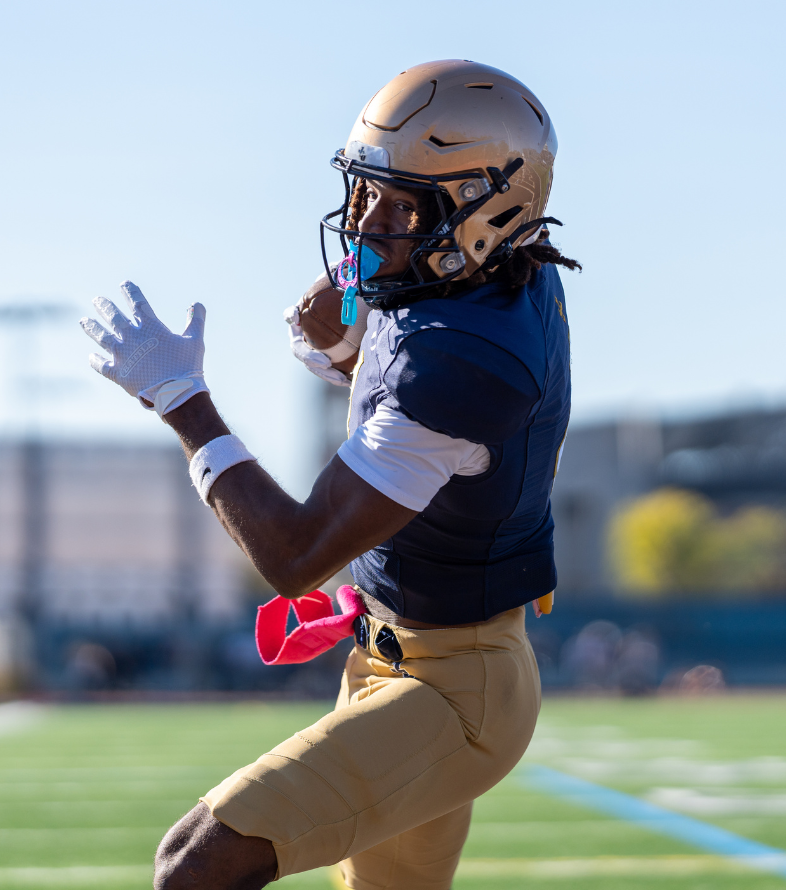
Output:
top-left (81, 60), bottom-right (580, 890)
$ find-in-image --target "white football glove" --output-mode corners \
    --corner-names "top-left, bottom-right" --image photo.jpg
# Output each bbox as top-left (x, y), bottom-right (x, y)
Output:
top-left (284, 305), bottom-right (351, 388)
top-left (80, 280), bottom-right (210, 416)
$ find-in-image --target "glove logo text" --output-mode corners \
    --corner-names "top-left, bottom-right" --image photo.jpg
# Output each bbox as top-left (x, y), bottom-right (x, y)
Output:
top-left (121, 338), bottom-right (159, 377)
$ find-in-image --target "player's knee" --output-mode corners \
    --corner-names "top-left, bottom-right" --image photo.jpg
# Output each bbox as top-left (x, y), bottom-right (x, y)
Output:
top-left (154, 802), bottom-right (277, 890)
top-left (152, 852), bottom-right (188, 890)
top-left (153, 810), bottom-right (198, 890)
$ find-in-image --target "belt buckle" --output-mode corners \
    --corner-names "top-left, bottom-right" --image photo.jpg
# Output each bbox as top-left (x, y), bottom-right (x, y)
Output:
top-left (373, 626), bottom-right (404, 663)
top-left (353, 616), bottom-right (404, 664)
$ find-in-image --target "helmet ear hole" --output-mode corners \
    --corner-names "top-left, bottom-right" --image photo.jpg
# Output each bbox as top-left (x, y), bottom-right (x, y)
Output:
top-left (488, 206), bottom-right (524, 229)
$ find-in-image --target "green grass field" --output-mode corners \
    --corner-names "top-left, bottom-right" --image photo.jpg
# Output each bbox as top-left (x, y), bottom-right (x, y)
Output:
top-left (1, 695), bottom-right (784, 889)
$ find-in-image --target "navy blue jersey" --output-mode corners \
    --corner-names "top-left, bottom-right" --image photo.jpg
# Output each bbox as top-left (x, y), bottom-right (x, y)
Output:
top-left (347, 263), bottom-right (571, 624)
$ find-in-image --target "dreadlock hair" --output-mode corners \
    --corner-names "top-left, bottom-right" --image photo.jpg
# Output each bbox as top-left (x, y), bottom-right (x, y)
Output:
top-left (458, 231), bottom-right (583, 292)
top-left (345, 178), bottom-right (369, 233)
top-left (345, 178), bottom-right (581, 303)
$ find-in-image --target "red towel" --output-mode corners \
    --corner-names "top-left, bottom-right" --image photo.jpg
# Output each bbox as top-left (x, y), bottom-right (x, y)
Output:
top-left (255, 585), bottom-right (366, 665)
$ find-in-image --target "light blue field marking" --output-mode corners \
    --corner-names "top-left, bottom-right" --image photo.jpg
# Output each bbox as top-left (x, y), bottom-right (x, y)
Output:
top-left (519, 764), bottom-right (786, 879)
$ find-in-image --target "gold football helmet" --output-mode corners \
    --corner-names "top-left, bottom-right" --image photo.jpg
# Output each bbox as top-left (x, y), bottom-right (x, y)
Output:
top-left (320, 59), bottom-right (560, 306)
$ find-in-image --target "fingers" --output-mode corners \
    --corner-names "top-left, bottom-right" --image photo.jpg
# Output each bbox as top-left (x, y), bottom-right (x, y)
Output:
top-left (120, 280), bottom-right (158, 321)
top-left (88, 352), bottom-right (114, 378)
top-left (80, 316), bottom-right (117, 353)
top-left (289, 327), bottom-right (332, 368)
top-left (182, 302), bottom-right (206, 338)
top-left (92, 296), bottom-right (131, 335)
top-left (312, 365), bottom-right (352, 386)
top-left (288, 320), bottom-right (304, 342)
top-left (283, 305), bottom-right (300, 325)
top-left (286, 319), bottom-right (349, 384)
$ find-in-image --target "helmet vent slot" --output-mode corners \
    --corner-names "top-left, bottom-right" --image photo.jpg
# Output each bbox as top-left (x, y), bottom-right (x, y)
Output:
top-left (465, 83), bottom-right (493, 89)
top-left (428, 135), bottom-right (472, 148)
top-left (488, 206), bottom-right (523, 229)
top-left (521, 96), bottom-right (544, 125)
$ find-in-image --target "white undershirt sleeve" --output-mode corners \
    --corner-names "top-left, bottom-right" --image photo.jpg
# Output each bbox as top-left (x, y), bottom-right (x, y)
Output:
top-left (337, 404), bottom-right (490, 512)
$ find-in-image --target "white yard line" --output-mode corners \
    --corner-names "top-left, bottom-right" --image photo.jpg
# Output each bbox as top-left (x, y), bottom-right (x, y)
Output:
top-left (648, 786), bottom-right (786, 815)
top-left (0, 865), bottom-right (151, 886)
top-left (0, 856), bottom-right (763, 888)
top-left (529, 724), bottom-right (786, 787)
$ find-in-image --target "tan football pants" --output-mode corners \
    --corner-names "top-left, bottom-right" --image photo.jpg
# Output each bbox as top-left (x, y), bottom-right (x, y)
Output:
top-left (201, 604), bottom-right (541, 890)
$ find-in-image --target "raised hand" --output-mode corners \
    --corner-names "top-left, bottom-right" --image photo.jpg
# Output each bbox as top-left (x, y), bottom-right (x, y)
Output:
top-left (80, 280), bottom-right (210, 416)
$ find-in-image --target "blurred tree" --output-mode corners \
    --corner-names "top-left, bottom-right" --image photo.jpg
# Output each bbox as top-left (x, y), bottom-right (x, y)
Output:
top-left (710, 506), bottom-right (786, 591)
top-left (608, 488), bottom-right (714, 593)
top-left (608, 488), bottom-right (786, 595)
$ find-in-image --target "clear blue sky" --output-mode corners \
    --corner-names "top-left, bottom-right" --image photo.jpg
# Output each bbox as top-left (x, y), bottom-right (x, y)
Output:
top-left (0, 0), bottom-right (784, 496)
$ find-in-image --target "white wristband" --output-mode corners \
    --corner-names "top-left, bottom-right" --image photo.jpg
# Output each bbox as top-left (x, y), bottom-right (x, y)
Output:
top-left (189, 434), bottom-right (256, 504)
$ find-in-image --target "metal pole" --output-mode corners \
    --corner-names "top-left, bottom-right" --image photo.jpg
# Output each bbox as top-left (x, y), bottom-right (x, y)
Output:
top-left (18, 439), bottom-right (46, 624)
top-left (0, 302), bottom-right (71, 680)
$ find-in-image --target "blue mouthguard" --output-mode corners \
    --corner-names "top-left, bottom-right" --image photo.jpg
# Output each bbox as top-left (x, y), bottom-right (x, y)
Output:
top-left (341, 243), bottom-right (382, 326)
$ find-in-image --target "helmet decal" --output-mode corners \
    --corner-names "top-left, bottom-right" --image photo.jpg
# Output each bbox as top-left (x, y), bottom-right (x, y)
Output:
top-left (346, 142), bottom-right (390, 168)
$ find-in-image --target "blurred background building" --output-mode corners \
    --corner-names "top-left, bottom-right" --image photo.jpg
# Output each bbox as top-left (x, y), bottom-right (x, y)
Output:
top-left (0, 435), bottom-right (355, 697)
top-left (0, 442), bottom-right (244, 627)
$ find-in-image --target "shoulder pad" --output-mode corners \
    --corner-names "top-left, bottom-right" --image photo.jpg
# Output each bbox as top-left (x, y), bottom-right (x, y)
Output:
top-left (383, 328), bottom-right (541, 444)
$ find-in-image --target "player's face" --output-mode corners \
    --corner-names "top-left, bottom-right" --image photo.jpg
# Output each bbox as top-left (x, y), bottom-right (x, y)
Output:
top-left (357, 180), bottom-right (425, 278)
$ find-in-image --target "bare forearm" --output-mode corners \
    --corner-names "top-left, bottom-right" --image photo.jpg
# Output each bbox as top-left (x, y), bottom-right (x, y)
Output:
top-left (206, 456), bottom-right (414, 597)
top-left (204, 461), bottom-right (345, 597)
top-left (163, 394), bottom-right (314, 594)
top-left (163, 392), bottom-right (232, 459)
top-left (163, 393), bottom-right (416, 598)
